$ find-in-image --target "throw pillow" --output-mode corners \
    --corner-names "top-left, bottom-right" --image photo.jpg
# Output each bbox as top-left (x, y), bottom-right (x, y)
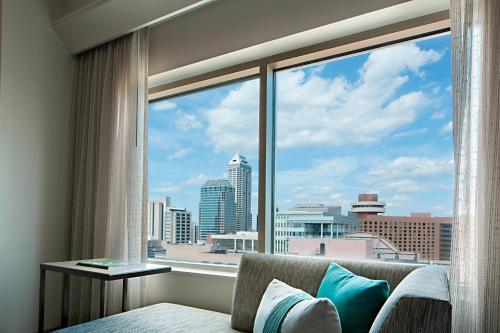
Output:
top-left (253, 279), bottom-right (341, 333)
top-left (317, 263), bottom-right (390, 333)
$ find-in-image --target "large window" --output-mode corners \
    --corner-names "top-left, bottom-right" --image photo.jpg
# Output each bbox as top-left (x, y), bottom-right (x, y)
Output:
top-left (275, 34), bottom-right (453, 264)
top-left (148, 33), bottom-right (453, 266)
top-left (148, 78), bottom-right (259, 265)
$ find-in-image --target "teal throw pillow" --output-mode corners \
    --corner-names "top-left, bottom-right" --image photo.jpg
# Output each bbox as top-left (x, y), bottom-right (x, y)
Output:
top-left (317, 263), bottom-right (390, 333)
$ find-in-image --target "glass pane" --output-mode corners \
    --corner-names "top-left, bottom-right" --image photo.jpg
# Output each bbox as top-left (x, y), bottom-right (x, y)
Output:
top-left (275, 34), bottom-right (453, 264)
top-left (148, 78), bottom-right (259, 265)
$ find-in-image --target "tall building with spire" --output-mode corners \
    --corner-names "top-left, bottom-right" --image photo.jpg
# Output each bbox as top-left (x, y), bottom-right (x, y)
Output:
top-left (227, 153), bottom-right (252, 231)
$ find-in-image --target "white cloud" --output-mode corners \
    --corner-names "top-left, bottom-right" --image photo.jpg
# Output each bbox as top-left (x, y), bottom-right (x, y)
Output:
top-left (440, 121), bottom-right (453, 134)
top-left (175, 112), bottom-right (203, 131)
top-left (386, 194), bottom-right (411, 209)
top-left (204, 80), bottom-right (260, 155)
top-left (151, 182), bottom-right (181, 193)
top-left (202, 42), bottom-right (442, 154)
top-left (383, 179), bottom-right (424, 192)
top-left (392, 128), bottom-right (428, 139)
top-left (184, 173), bottom-right (223, 186)
top-left (276, 157), bottom-right (357, 208)
top-left (431, 111), bottom-right (446, 120)
top-left (168, 148), bottom-right (192, 160)
top-left (368, 156), bottom-right (453, 180)
top-left (279, 157), bottom-right (357, 187)
top-left (151, 100), bottom-right (176, 112)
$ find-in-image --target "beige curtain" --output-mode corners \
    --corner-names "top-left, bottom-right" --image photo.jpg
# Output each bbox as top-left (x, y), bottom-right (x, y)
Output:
top-left (449, 0), bottom-right (500, 332)
top-left (67, 29), bottom-right (149, 324)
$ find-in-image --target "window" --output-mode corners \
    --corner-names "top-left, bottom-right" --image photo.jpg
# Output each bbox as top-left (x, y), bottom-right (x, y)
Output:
top-left (148, 78), bottom-right (259, 265)
top-left (274, 34), bottom-right (453, 264)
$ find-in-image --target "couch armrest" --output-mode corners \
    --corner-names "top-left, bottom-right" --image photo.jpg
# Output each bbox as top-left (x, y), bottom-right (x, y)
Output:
top-left (369, 265), bottom-right (451, 333)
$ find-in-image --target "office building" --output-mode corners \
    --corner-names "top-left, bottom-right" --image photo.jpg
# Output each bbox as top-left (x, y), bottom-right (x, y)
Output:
top-left (274, 207), bottom-right (360, 254)
top-left (148, 197), bottom-right (171, 240)
top-left (227, 153), bottom-right (252, 231)
top-left (199, 179), bottom-right (236, 240)
top-left (147, 239), bottom-right (166, 259)
top-left (352, 194), bottom-right (453, 261)
top-left (289, 204), bottom-right (341, 214)
top-left (210, 231), bottom-right (258, 253)
top-left (164, 207), bottom-right (192, 244)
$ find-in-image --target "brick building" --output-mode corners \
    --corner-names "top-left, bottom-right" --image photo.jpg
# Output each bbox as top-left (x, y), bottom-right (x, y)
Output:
top-left (352, 194), bottom-right (453, 261)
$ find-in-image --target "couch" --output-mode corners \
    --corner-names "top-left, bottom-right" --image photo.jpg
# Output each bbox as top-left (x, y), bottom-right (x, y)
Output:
top-left (58, 254), bottom-right (451, 332)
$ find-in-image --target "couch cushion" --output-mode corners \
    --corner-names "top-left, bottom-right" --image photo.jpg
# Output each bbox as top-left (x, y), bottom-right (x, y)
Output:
top-left (232, 254), bottom-right (331, 332)
top-left (56, 303), bottom-right (241, 333)
top-left (317, 263), bottom-right (390, 333)
top-left (231, 254), bottom-right (423, 332)
top-left (253, 279), bottom-right (341, 333)
top-left (369, 265), bottom-right (451, 333)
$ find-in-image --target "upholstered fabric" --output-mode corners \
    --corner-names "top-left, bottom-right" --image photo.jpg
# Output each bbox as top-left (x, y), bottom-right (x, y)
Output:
top-left (232, 254), bottom-right (331, 332)
top-left (57, 255), bottom-right (450, 333)
top-left (317, 263), bottom-right (389, 333)
top-left (332, 258), bottom-right (424, 294)
top-left (231, 254), bottom-right (423, 332)
top-left (369, 265), bottom-right (451, 333)
top-left (56, 303), bottom-right (241, 333)
top-left (253, 279), bottom-right (341, 333)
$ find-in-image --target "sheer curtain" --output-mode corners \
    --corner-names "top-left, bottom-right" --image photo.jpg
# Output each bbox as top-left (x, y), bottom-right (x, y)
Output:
top-left (66, 29), bottom-right (149, 324)
top-left (449, 0), bottom-right (500, 332)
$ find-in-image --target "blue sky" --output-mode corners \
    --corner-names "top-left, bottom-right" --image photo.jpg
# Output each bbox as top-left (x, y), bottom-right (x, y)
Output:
top-left (149, 34), bottom-right (453, 228)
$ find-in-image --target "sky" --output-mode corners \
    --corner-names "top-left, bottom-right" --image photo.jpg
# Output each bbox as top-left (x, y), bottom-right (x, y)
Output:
top-left (148, 34), bottom-right (453, 228)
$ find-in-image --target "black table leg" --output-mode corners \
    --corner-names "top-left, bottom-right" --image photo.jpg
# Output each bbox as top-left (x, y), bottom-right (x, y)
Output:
top-left (38, 269), bottom-right (46, 333)
top-left (100, 280), bottom-right (106, 318)
top-left (122, 278), bottom-right (128, 312)
top-left (61, 273), bottom-right (70, 327)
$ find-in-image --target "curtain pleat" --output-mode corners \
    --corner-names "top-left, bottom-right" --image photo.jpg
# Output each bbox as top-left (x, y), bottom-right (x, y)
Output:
top-left (449, 0), bottom-right (500, 332)
top-left (67, 29), bottom-right (149, 324)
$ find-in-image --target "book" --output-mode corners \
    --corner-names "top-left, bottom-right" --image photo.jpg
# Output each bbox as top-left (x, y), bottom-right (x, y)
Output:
top-left (77, 259), bottom-right (128, 269)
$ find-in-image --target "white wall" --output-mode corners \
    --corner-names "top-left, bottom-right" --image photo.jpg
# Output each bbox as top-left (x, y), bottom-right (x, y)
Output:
top-left (146, 272), bottom-right (236, 314)
top-left (0, 0), bottom-right (74, 332)
top-left (148, 0), bottom-right (407, 75)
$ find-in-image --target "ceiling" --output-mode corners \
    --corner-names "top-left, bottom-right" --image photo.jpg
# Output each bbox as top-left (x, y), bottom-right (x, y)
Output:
top-left (47, 0), bottom-right (212, 53)
top-left (46, 0), bottom-right (449, 88)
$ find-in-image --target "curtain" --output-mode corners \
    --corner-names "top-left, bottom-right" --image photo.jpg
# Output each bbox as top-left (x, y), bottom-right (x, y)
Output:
top-left (66, 29), bottom-right (149, 324)
top-left (449, 0), bottom-right (500, 332)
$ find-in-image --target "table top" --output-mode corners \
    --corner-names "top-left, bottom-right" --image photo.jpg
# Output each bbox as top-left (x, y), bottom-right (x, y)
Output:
top-left (40, 260), bottom-right (171, 280)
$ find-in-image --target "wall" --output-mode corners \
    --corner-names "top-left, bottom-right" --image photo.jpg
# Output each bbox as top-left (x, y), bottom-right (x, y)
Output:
top-left (0, 0), bottom-right (74, 332)
top-left (146, 272), bottom-right (236, 314)
top-left (149, 0), bottom-right (408, 75)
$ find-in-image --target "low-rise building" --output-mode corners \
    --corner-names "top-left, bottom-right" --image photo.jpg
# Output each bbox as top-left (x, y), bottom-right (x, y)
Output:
top-left (274, 207), bottom-right (360, 254)
top-left (209, 231), bottom-right (258, 253)
top-left (287, 232), bottom-right (418, 262)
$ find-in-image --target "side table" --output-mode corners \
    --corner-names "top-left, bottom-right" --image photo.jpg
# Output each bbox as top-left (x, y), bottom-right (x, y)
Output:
top-left (38, 260), bottom-right (171, 332)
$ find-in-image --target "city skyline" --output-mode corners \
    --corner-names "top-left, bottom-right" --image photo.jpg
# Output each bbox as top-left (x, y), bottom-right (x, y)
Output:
top-left (148, 34), bottom-right (453, 226)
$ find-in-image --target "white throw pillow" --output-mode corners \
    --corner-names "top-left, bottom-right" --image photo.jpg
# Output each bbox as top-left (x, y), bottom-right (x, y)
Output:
top-left (253, 279), bottom-right (342, 333)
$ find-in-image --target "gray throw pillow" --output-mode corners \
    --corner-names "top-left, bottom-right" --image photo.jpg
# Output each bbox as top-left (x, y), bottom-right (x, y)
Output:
top-left (253, 279), bottom-right (342, 333)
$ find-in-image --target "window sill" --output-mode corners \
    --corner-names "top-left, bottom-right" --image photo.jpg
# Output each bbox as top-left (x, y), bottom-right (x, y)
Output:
top-left (148, 258), bottom-right (238, 279)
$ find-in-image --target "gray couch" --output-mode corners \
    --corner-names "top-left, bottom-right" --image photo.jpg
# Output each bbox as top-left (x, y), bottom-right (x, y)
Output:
top-left (58, 254), bottom-right (451, 332)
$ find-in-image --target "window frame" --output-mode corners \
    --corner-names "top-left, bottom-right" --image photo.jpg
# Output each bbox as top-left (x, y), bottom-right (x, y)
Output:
top-left (147, 18), bottom-right (451, 264)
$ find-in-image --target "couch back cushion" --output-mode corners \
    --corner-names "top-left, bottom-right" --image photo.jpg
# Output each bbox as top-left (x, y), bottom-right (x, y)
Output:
top-left (231, 254), bottom-right (424, 332)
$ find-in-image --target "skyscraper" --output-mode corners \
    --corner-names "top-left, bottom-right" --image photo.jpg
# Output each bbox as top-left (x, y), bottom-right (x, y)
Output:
top-left (199, 179), bottom-right (236, 241)
top-left (227, 153), bottom-right (252, 231)
top-left (148, 197), bottom-right (171, 240)
top-left (164, 207), bottom-right (192, 244)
